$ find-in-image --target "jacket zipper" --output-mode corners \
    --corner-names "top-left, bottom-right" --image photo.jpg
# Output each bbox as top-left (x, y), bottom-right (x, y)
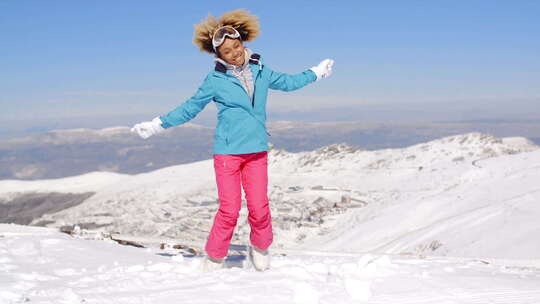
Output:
top-left (225, 62), bottom-right (272, 137)
top-left (251, 66), bottom-right (259, 108)
top-left (252, 63), bottom-right (271, 137)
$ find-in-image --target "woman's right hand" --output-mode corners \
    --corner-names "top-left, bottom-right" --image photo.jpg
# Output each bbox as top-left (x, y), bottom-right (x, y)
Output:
top-left (131, 116), bottom-right (165, 139)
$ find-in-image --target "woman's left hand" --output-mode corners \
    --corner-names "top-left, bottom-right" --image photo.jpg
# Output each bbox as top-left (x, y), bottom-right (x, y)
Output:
top-left (309, 59), bottom-right (334, 81)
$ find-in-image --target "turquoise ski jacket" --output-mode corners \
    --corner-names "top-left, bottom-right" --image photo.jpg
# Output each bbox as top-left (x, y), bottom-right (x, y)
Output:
top-left (159, 52), bottom-right (317, 155)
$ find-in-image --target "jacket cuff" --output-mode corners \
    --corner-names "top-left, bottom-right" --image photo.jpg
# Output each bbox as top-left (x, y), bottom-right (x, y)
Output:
top-left (158, 116), bottom-right (173, 128)
top-left (307, 69), bottom-right (318, 82)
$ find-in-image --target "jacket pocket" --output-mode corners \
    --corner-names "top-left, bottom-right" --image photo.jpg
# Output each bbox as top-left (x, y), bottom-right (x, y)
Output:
top-left (224, 112), bottom-right (251, 147)
top-left (215, 119), bottom-right (229, 145)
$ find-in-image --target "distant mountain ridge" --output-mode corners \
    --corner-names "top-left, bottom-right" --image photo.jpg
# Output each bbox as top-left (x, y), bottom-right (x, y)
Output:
top-left (2, 119), bottom-right (540, 180)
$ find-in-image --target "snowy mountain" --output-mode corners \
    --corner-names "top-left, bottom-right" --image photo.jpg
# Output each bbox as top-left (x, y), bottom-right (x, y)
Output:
top-left (4, 119), bottom-right (540, 180)
top-left (0, 123), bottom-right (215, 179)
top-left (1, 132), bottom-right (539, 261)
top-left (4, 124), bottom-right (209, 145)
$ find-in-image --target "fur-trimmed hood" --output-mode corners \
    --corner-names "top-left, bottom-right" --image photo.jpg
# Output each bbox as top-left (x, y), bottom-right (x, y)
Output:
top-left (193, 9), bottom-right (260, 54)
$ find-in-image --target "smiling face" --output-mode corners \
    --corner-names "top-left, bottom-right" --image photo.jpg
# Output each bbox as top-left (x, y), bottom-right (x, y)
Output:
top-left (217, 37), bottom-right (245, 66)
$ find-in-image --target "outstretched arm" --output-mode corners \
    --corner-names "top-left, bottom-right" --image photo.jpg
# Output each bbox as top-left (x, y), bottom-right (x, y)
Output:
top-left (159, 75), bottom-right (215, 128)
top-left (268, 67), bottom-right (317, 92)
top-left (267, 58), bottom-right (334, 92)
top-left (131, 75), bottom-right (214, 139)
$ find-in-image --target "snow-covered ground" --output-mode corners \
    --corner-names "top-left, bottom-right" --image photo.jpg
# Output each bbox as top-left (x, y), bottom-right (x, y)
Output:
top-left (2, 132), bottom-right (540, 303)
top-left (2, 223), bottom-right (540, 304)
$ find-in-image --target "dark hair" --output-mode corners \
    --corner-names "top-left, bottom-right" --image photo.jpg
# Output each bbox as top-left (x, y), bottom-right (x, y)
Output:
top-left (193, 9), bottom-right (260, 54)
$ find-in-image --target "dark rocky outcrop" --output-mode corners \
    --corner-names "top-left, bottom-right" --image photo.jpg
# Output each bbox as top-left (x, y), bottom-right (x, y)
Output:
top-left (0, 192), bottom-right (95, 225)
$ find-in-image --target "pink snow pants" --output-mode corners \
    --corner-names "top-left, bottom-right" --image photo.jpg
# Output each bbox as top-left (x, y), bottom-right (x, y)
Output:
top-left (205, 151), bottom-right (273, 259)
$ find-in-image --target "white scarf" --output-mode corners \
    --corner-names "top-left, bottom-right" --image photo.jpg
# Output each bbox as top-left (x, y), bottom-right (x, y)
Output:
top-left (214, 47), bottom-right (255, 99)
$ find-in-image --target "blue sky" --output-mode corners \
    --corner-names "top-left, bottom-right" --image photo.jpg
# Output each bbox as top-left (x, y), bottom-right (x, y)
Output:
top-left (1, 1), bottom-right (539, 128)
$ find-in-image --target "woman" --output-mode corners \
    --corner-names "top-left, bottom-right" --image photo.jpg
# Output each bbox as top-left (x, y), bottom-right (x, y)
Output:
top-left (131, 9), bottom-right (334, 272)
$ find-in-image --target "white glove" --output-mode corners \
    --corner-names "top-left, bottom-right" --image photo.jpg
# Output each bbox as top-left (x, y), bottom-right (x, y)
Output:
top-left (130, 116), bottom-right (165, 139)
top-left (309, 58), bottom-right (334, 81)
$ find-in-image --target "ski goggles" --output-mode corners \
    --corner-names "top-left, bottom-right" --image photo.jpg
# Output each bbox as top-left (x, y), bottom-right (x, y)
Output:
top-left (212, 26), bottom-right (241, 52)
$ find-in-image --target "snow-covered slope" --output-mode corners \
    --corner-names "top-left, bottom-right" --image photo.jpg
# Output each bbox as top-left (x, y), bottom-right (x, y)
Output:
top-left (300, 147), bottom-right (540, 259)
top-left (2, 223), bottom-right (540, 304)
top-left (1, 132), bottom-right (539, 259)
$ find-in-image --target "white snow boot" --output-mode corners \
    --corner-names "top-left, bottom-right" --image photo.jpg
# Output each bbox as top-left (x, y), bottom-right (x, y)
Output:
top-left (202, 256), bottom-right (224, 272)
top-left (248, 245), bottom-right (270, 271)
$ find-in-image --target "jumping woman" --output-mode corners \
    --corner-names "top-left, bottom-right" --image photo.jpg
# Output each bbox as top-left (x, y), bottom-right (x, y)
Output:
top-left (131, 9), bottom-right (334, 272)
